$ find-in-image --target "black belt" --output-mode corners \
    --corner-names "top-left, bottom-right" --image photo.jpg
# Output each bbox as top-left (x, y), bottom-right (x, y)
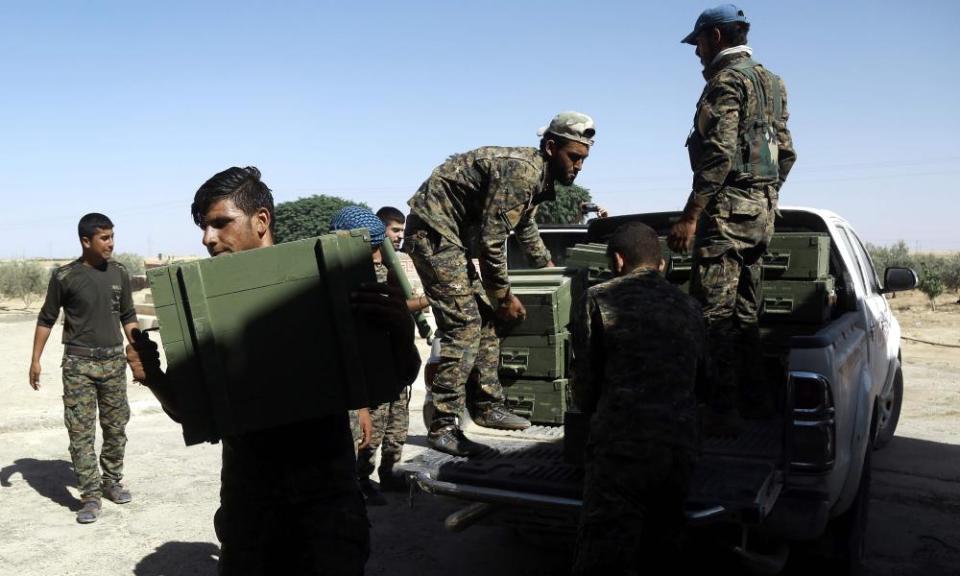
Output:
top-left (64, 345), bottom-right (124, 360)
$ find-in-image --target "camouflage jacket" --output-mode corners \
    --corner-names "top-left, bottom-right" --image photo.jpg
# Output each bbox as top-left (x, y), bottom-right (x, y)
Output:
top-left (571, 269), bottom-right (707, 449)
top-left (687, 52), bottom-right (797, 209)
top-left (407, 146), bottom-right (553, 301)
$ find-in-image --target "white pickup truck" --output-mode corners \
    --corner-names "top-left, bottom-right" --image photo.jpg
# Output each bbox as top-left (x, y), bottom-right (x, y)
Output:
top-left (401, 208), bottom-right (918, 574)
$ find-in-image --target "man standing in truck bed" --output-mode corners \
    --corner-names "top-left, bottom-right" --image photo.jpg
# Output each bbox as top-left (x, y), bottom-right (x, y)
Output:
top-left (404, 111), bottom-right (595, 457)
top-left (668, 4), bottom-right (797, 434)
top-left (29, 213), bottom-right (139, 524)
top-left (571, 222), bottom-right (707, 574)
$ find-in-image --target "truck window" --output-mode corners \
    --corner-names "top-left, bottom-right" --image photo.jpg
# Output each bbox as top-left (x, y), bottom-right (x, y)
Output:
top-left (840, 227), bottom-right (880, 294)
top-left (834, 227), bottom-right (866, 296)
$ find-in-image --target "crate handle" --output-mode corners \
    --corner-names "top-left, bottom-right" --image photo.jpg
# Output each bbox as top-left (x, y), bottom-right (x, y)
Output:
top-left (763, 297), bottom-right (794, 315)
top-left (763, 252), bottom-right (791, 271)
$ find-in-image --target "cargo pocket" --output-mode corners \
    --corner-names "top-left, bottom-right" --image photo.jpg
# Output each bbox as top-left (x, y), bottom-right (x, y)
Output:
top-left (62, 394), bottom-right (86, 435)
top-left (499, 201), bottom-right (527, 231)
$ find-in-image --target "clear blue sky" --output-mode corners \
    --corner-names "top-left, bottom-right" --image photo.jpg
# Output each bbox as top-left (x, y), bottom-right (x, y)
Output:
top-left (1, 0), bottom-right (957, 258)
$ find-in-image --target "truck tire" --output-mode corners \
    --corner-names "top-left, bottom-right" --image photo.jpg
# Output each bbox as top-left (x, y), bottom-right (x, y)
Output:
top-left (826, 437), bottom-right (872, 575)
top-left (874, 366), bottom-right (903, 450)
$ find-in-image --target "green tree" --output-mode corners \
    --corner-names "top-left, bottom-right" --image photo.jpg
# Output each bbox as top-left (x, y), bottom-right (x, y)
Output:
top-left (918, 263), bottom-right (945, 311)
top-left (0, 260), bottom-right (48, 307)
top-left (535, 184), bottom-right (593, 225)
top-left (112, 252), bottom-right (146, 275)
top-left (273, 195), bottom-right (370, 244)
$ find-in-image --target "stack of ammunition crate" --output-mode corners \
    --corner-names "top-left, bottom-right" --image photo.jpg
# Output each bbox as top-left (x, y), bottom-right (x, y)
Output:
top-left (760, 233), bottom-right (835, 324)
top-left (498, 269), bottom-right (573, 425)
top-left (148, 229), bottom-right (395, 445)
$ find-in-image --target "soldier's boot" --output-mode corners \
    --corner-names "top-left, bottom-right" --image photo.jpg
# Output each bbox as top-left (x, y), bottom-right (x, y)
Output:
top-left (358, 477), bottom-right (387, 507)
top-left (76, 498), bottom-right (101, 524)
top-left (427, 425), bottom-right (489, 458)
top-left (471, 404), bottom-right (531, 431)
top-left (377, 462), bottom-right (406, 492)
top-left (102, 481), bottom-right (132, 505)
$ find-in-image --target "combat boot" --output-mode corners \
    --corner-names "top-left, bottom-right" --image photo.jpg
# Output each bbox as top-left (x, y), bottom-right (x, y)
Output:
top-left (427, 425), bottom-right (489, 458)
top-left (471, 405), bottom-right (531, 431)
top-left (377, 463), bottom-right (407, 492)
top-left (102, 481), bottom-right (132, 504)
top-left (76, 498), bottom-right (101, 524)
top-left (358, 478), bottom-right (387, 506)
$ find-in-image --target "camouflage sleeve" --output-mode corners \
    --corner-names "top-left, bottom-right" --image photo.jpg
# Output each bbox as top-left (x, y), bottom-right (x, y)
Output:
top-left (478, 161), bottom-right (540, 301)
top-left (691, 74), bottom-right (742, 206)
top-left (774, 77), bottom-right (797, 191)
top-left (36, 272), bottom-right (61, 328)
top-left (571, 287), bottom-right (604, 415)
top-left (513, 206), bottom-right (552, 268)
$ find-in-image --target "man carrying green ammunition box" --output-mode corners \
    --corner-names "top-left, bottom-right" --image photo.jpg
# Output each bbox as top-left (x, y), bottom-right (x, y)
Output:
top-left (127, 167), bottom-right (414, 575)
top-left (404, 111), bottom-right (595, 457)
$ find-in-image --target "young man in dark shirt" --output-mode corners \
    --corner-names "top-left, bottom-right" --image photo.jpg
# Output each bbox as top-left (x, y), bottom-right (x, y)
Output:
top-left (30, 213), bottom-right (139, 524)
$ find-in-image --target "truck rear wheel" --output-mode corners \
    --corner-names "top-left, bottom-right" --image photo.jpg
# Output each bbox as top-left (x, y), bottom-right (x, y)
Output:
top-left (874, 366), bottom-right (903, 450)
top-left (826, 436), bottom-right (872, 575)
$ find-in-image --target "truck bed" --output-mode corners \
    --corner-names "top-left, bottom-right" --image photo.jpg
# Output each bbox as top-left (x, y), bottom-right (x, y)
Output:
top-left (403, 418), bottom-right (784, 527)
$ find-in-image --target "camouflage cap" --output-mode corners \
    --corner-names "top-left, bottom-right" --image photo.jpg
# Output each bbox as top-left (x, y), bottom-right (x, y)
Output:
top-left (537, 111), bottom-right (595, 146)
top-left (681, 4), bottom-right (749, 44)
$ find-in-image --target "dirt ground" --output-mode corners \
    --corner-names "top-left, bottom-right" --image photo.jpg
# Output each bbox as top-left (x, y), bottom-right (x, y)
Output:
top-left (0, 289), bottom-right (958, 575)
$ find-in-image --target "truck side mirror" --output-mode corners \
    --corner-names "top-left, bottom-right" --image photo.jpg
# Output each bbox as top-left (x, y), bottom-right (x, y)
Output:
top-left (881, 267), bottom-right (918, 294)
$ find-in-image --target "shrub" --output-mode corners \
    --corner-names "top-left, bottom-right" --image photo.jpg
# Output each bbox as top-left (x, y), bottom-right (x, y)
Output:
top-left (0, 260), bottom-right (49, 307)
top-left (535, 184), bottom-right (594, 225)
top-left (112, 252), bottom-right (146, 275)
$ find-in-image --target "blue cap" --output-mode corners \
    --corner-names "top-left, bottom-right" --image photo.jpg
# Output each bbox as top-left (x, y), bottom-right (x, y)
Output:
top-left (329, 206), bottom-right (386, 247)
top-left (681, 4), bottom-right (749, 45)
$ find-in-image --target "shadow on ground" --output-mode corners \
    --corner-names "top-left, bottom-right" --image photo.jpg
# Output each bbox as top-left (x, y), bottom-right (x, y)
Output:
top-left (0, 458), bottom-right (80, 510)
top-left (134, 541), bottom-right (219, 576)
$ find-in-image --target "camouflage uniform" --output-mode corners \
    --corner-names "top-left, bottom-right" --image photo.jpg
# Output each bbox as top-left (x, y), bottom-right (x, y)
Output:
top-left (570, 269), bottom-right (707, 574)
top-left (62, 354), bottom-right (130, 499)
top-left (357, 260), bottom-right (412, 478)
top-left (686, 51), bottom-right (796, 411)
top-left (37, 259), bottom-right (136, 501)
top-left (404, 147), bottom-right (552, 429)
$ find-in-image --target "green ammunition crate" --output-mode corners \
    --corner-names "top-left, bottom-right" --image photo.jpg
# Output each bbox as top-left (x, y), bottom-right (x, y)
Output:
top-left (508, 267), bottom-right (570, 278)
top-left (506, 275), bottom-right (572, 336)
top-left (503, 378), bottom-right (569, 425)
top-left (499, 332), bottom-right (569, 379)
top-left (764, 233), bottom-right (831, 280)
top-left (148, 229), bottom-right (395, 445)
top-left (761, 276), bottom-right (837, 324)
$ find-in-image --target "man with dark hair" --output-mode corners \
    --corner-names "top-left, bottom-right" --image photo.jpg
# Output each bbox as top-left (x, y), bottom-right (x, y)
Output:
top-left (128, 167), bottom-right (387, 575)
top-left (669, 4), bottom-right (797, 434)
top-left (30, 213), bottom-right (139, 524)
top-left (571, 222), bottom-right (707, 574)
top-left (376, 206), bottom-right (406, 251)
top-left (404, 111), bottom-right (594, 456)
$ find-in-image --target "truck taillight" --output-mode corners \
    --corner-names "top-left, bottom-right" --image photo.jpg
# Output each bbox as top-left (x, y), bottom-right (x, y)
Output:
top-left (787, 372), bottom-right (836, 472)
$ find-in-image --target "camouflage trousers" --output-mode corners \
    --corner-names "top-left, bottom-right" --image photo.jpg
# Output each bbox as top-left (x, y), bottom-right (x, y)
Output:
top-left (61, 353), bottom-right (130, 500)
top-left (405, 225), bottom-right (504, 430)
top-left (691, 187), bottom-right (775, 411)
top-left (216, 413), bottom-right (369, 576)
top-left (357, 387), bottom-right (410, 479)
top-left (573, 438), bottom-right (695, 575)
